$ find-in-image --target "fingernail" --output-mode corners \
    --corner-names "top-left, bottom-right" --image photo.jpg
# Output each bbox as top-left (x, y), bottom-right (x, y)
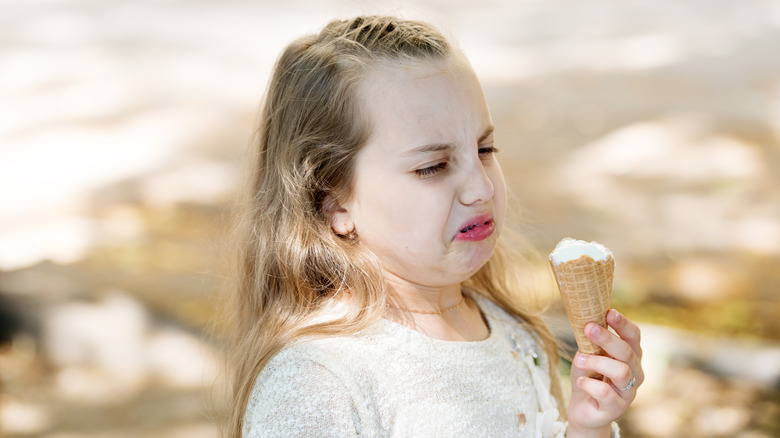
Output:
top-left (575, 354), bottom-right (587, 367)
top-left (612, 309), bottom-right (621, 322)
top-left (589, 324), bottom-right (601, 336)
top-left (576, 376), bottom-right (585, 386)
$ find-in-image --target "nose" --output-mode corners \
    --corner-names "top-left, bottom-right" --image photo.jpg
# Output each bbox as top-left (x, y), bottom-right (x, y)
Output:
top-left (458, 162), bottom-right (494, 206)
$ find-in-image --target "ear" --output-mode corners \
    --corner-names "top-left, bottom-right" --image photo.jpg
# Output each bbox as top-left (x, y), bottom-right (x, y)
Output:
top-left (322, 194), bottom-right (354, 236)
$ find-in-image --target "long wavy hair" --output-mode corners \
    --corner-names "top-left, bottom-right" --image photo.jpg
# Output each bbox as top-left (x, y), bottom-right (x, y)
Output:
top-left (222, 15), bottom-right (565, 437)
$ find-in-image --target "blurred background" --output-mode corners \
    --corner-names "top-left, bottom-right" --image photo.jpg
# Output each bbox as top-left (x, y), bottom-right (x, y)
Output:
top-left (1, 0), bottom-right (779, 437)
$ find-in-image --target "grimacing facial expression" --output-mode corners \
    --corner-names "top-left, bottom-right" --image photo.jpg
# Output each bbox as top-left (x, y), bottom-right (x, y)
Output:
top-left (331, 55), bottom-right (507, 289)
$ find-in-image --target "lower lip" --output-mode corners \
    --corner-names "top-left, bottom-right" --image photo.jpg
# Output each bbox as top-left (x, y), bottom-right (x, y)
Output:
top-left (453, 221), bottom-right (495, 242)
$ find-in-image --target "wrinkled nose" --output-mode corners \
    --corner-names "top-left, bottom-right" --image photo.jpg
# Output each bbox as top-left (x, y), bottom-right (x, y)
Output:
top-left (458, 163), bottom-right (494, 206)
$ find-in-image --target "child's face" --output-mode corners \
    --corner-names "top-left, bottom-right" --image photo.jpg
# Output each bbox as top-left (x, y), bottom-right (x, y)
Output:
top-left (335, 56), bottom-right (507, 289)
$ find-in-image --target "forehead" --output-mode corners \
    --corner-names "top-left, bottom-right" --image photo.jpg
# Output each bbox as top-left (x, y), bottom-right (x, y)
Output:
top-left (355, 55), bottom-right (489, 152)
top-left (358, 55), bottom-right (465, 114)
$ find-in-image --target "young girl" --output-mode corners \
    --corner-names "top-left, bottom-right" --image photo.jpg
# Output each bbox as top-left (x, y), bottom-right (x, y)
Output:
top-left (225, 15), bottom-right (643, 438)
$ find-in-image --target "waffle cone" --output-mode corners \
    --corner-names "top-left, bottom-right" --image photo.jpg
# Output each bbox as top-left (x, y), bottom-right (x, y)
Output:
top-left (551, 254), bottom-right (614, 356)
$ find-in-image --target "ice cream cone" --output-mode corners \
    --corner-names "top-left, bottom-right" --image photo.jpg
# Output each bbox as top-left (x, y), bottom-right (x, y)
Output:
top-left (550, 253), bottom-right (614, 357)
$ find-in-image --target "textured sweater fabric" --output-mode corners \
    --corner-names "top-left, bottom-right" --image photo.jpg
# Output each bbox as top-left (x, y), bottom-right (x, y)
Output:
top-left (243, 294), bottom-right (617, 437)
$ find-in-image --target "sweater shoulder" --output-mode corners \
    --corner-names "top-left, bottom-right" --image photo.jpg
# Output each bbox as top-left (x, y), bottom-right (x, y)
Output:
top-left (243, 342), bottom-right (365, 437)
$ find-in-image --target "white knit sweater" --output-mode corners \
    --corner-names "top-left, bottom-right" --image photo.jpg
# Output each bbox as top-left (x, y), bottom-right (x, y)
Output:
top-left (243, 294), bottom-right (618, 437)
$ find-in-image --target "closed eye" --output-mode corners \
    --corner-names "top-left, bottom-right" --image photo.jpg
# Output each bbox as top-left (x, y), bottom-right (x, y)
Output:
top-left (415, 162), bottom-right (448, 178)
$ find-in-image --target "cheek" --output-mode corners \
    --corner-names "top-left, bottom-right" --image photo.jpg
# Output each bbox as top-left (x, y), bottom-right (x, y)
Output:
top-left (389, 192), bottom-right (448, 241)
top-left (352, 186), bottom-right (411, 238)
top-left (357, 186), bottom-right (449, 248)
top-left (490, 168), bottom-right (508, 217)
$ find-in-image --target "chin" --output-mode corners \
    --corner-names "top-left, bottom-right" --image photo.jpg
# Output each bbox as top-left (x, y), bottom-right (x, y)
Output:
top-left (461, 243), bottom-right (496, 277)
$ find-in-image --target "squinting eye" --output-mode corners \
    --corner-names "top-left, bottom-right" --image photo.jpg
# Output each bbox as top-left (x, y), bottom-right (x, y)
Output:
top-left (479, 146), bottom-right (500, 157)
top-left (415, 162), bottom-right (448, 178)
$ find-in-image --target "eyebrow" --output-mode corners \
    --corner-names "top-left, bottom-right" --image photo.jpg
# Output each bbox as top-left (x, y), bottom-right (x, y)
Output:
top-left (402, 126), bottom-right (495, 157)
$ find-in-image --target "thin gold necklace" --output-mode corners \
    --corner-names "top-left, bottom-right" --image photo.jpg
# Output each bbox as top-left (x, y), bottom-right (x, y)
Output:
top-left (385, 294), bottom-right (466, 315)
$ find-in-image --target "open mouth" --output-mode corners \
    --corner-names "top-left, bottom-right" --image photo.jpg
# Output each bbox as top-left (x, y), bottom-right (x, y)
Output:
top-left (460, 220), bottom-right (490, 233)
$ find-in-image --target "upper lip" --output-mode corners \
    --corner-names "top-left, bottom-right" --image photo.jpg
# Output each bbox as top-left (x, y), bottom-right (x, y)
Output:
top-left (455, 214), bottom-right (493, 235)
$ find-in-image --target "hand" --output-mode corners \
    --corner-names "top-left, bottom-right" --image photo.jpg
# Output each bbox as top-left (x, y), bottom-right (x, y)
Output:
top-left (566, 309), bottom-right (643, 438)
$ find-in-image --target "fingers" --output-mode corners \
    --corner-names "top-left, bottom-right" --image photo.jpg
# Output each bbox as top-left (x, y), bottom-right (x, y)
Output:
top-left (570, 363), bottom-right (629, 424)
top-left (568, 311), bottom-right (644, 434)
top-left (578, 311), bottom-right (645, 391)
top-left (586, 312), bottom-right (643, 371)
top-left (606, 309), bottom-right (642, 359)
top-left (574, 352), bottom-right (637, 396)
top-left (569, 354), bottom-right (635, 432)
top-left (574, 374), bottom-right (630, 419)
top-left (585, 322), bottom-right (636, 367)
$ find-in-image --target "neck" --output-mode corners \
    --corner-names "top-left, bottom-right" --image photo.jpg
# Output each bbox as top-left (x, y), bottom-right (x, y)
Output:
top-left (382, 274), bottom-right (489, 342)
top-left (384, 276), bottom-right (464, 314)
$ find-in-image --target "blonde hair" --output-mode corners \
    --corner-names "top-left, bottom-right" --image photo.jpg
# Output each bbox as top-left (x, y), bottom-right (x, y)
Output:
top-left (223, 16), bottom-right (564, 437)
